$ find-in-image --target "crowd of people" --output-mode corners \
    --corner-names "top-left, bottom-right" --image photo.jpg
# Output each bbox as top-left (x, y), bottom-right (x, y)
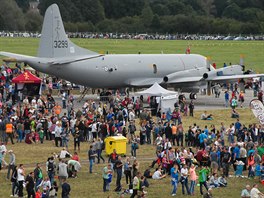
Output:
top-left (0, 62), bottom-right (264, 197)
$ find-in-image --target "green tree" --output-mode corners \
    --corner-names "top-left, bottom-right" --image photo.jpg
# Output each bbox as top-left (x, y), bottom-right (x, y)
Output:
top-left (25, 10), bottom-right (43, 31)
top-left (141, 0), bottom-right (154, 27)
top-left (0, 0), bottom-right (25, 30)
top-left (15, 0), bottom-right (30, 12)
top-left (76, 0), bottom-right (105, 24)
top-left (222, 3), bottom-right (241, 20)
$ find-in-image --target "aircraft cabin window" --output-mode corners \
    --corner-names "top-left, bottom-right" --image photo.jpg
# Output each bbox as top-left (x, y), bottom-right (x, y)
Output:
top-left (153, 64), bottom-right (157, 74)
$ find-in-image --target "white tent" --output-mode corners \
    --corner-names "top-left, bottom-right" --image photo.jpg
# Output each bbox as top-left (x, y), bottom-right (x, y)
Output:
top-left (135, 82), bottom-right (178, 113)
top-left (136, 82), bottom-right (178, 96)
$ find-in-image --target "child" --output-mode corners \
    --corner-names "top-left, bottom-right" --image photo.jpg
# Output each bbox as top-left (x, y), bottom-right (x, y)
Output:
top-left (35, 189), bottom-right (41, 198)
top-left (38, 128), bottom-right (44, 144)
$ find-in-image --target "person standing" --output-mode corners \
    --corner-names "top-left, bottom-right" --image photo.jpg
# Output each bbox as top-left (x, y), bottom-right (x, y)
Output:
top-left (58, 159), bottom-right (68, 186)
top-left (180, 164), bottom-right (190, 195)
top-left (170, 163), bottom-right (179, 196)
top-left (189, 164), bottom-right (198, 196)
top-left (25, 172), bottom-right (35, 198)
top-left (221, 147), bottom-right (231, 177)
top-left (54, 122), bottom-right (62, 147)
top-left (73, 127), bottom-right (80, 152)
top-left (130, 172), bottom-right (141, 198)
top-left (224, 91), bottom-right (229, 108)
top-left (61, 178), bottom-right (71, 198)
top-left (189, 100), bottom-right (194, 117)
top-left (199, 166), bottom-right (209, 196)
top-left (17, 164), bottom-right (25, 198)
top-left (34, 163), bottom-right (43, 191)
top-left (88, 145), bottom-right (97, 173)
top-left (96, 138), bottom-right (105, 164)
top-left (115, 156), bottom-right (123, 192)
top-left (5, 120), bottom-right (14, 144)
top-left (124, 157), bottom-right (132, 185)
top-left (7, 150), bottom-right (15, 180)
top-left (46, 156), bottom-right (56, 185)
top-left (103, 164), bottom-right (112, 192)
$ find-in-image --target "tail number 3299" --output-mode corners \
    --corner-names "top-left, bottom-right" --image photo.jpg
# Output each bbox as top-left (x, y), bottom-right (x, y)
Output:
top-left (54, 40), bottom-right (68, 48)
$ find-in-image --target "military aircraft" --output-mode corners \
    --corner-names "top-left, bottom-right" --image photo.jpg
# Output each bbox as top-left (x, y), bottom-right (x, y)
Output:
top-left (0, 4), bottom-right (263, 98)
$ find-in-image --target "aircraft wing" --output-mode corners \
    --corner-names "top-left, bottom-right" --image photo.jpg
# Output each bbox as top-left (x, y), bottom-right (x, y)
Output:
top-left (167, 77), bottom-right (203, 83)
top-left (206, 74), bottom-right (264, 82)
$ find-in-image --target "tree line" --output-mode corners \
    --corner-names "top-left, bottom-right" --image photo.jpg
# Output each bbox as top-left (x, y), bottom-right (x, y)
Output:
top-left (0, 0), bottom-right (264, 34)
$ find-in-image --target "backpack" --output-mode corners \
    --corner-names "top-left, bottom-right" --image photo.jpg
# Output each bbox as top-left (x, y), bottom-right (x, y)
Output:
top-left (48, 161), bottom-right (54, 172)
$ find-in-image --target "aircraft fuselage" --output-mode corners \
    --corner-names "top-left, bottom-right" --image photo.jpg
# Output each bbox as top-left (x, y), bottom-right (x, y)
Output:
top-left (28, 54), bottom-right (208, 89)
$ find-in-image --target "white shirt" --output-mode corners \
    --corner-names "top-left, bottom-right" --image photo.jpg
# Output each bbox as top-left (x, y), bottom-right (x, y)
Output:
top-left (164, 141), bottom-right (172, 150)
top-left (59, 150), bottom-right (71, 159)
top-left (0, 144), bottom-right (7, 153)
top-left (250, 187), bottom-right (261, 198)
top-left (152, 170), bottom-right (162, 180)
top-left (181, 167), bottom-right (188, 178)
top-left (91, 123), bottom-right (97, 132)
top-left (17, 168), bottom-right (24, 181)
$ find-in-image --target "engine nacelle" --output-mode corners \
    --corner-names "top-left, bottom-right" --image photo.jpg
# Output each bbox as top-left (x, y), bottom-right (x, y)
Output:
top-left (203, 65), bottom-right (243, 80)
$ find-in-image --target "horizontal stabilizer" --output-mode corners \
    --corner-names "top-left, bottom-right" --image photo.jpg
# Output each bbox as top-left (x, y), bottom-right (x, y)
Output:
top-left (0, 52), bottom-right (34, 62)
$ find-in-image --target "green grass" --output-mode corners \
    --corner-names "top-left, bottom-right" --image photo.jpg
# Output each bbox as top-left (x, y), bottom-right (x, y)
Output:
top-left (0, 108), bottom-right (263, 198)
top-left (0, 38), bottom-right (264, 72)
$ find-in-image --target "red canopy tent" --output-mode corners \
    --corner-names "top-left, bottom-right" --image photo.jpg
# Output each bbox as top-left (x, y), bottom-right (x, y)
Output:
top-left (12, 71), bottom-right (41, 84)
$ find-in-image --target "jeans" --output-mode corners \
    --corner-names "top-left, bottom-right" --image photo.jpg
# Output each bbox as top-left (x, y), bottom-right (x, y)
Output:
top-left (89, 159), bottom-right (94, 173)
top-left (181, 178), bottom-right (190, 195)
top-left (189, 180), bottom-right (196, 195)
top-left (18, 180), bottom-right (24, 197)
top-left (171, 181), bottom-right (178, 195)
top-left (12, 181), bottom-right (18, 196)
top-left (35, 178), bottom-right (42, 191)
top-left (97, 149), bottom-right (105, 163)
top-left (222, 162), bottom-right (230, 177)
top-left (116, 170), bottom-right (122, 190)
top-left (103, 178), bottom-right (109, 192)
top-left (200, 181), bottom-right (208, 195)
top-left (48, 171), bottom-right (55, 185)
top-left (7, 164), bottom-right (15, 179)
top-left (17, 130), bottom-right (23, 142)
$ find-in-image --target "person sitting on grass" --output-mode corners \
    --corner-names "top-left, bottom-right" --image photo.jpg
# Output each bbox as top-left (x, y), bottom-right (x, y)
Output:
top-left (201, 111), bottom-right (213, 120)
top-left (152, 168), bottom-right (166, 180)
top-left (231, 109), bottom-right (239, 118)
top-left (209, 173), bottom-right (220, 188)
top-left (218, 175), bottom-right (227, 187)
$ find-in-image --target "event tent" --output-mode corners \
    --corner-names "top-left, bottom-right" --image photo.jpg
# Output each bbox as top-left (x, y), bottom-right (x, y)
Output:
top-left (136, 82), bottom-right (177, 96)
top-left (12, 70), bottom-right (41, 84)
top-left (136, 82), bottom-right (178, 113)
top-left (12, 71), bottom-right (42, 100)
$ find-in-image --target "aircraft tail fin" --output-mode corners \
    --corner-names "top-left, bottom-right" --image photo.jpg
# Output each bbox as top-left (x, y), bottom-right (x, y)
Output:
top-left (38, 4), bottom-right (98, 58)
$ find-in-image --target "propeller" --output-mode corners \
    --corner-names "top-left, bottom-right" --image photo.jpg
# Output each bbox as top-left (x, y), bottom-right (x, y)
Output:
top-left (206, 56), bottom-right (212, 95)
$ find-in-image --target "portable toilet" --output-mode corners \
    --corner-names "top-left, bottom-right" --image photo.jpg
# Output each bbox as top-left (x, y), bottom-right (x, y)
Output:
top-left (104, 136), bottom-right (127, 155)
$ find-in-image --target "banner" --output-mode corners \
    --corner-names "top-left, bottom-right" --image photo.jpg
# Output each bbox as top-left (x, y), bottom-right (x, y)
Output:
top-left (250, 99), bottom-right (264, 125)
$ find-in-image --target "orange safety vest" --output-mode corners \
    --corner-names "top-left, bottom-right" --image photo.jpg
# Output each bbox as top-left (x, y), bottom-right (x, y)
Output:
top-left (172, 126), bottom-right (177, 135)
top-left (6, 123), bottom-right (13, 133)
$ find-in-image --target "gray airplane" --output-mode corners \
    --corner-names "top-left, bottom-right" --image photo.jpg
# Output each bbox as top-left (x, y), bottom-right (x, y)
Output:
top-left (0, 4), bottom-right (263, 97)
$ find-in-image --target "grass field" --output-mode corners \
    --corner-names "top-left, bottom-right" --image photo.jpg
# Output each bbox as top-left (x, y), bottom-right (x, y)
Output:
top-left (0, 38), bottom-right (264, 73)
top-left (0, 108), bottom-right (263, 198)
